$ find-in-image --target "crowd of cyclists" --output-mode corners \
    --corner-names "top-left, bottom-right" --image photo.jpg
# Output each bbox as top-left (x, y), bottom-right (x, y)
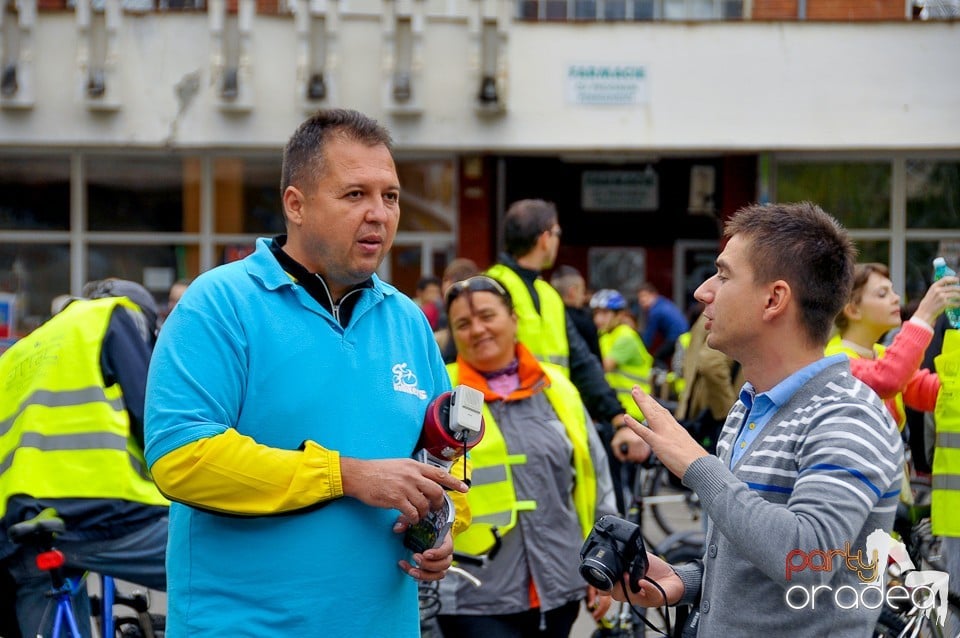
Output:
top-left (0, 108), bottom-right (958, 638)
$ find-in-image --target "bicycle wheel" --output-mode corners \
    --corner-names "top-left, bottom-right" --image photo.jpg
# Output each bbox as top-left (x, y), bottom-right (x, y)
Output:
top-left (646, 464), bottom-right (701, 538)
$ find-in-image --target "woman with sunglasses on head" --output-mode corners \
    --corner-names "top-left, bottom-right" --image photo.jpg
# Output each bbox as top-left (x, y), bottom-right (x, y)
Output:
top-left (435, 276), bottom-right (619, 638)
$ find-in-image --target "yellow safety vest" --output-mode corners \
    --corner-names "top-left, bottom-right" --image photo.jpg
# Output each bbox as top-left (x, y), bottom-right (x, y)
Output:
top-left (486, 264), bottom-right (570, 373)
top-left (598, 324), bottom-right (652, 421)
top-left (932, 329), bottom-right (960, 536)
top-left (0, 297), bottom-right (168, 518)
top-left (448, 362), bottom-right (596, 555)
top-left (825, 335), bottom-right (907, 430)
top-left (671, 330), bottom-right (692, 397)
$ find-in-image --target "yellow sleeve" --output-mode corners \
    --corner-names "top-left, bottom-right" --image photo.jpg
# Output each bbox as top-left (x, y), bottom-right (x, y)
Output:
top-left (448, 455), bottom-right (473, 537)
top-left (150, 429), bottom-right (342, 515)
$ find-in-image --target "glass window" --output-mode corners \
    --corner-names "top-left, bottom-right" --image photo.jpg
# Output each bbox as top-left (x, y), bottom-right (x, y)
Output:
top-left (214, 157), bottom-right (284, 235)
top-left (905, 240), bottom-right (942, 305)
top-left (905, 160), bottom-right (960, 229)
top-left (632, 0), bottom-right (654, 18)
top-left (217, 242), bottom-right (257, 266)
top-left (87, 156), bottom-right (186, 232)
top-left (574, 0), bottom-right (597, 18)
top-left (518, 0), bottom-right (538, 19)
top-left (396, 159), bottom-right (456, 232)
top-left (545, 0), bottom-right (567, 18)
top-left (776, 161), bottom-right (891, 229)
top-left (87, 244), bottom-right (180, 306)
top-left (0, 155), bottom-right (70, 231)
top-left (851, 239), bottom-right (890, 266)
top-left (0, 243), bottom-right (71, 335)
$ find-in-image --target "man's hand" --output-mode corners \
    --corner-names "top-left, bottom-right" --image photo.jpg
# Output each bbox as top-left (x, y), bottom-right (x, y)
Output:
top-left (606, 552), bottom-right (684, 607)
top-left (626, 387), bottom-right (708, 479)
top-left (611, 426), bottom-right (652, 463)
top-left (398, 530), bottom-right (454, 581)
top-left (340, 457), bottom-right (468, 524)
top-left (586, 585), bottom-right (612, 621)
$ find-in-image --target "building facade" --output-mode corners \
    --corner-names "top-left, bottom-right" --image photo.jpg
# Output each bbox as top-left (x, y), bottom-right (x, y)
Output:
top-left (0, 0), bottom-right (958, 336)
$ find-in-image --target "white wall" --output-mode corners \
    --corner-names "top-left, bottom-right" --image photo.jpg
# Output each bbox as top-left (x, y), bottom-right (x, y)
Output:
top-left (0, 10), bottom-right (957, 152)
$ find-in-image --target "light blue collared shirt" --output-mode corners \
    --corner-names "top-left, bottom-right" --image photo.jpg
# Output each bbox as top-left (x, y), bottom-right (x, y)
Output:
top-left (729, 353), bottom-right (848, 468)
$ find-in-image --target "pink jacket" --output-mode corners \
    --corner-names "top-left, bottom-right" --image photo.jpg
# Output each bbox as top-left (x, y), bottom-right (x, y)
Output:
top-left (848, 319), bottom-right (940, 424)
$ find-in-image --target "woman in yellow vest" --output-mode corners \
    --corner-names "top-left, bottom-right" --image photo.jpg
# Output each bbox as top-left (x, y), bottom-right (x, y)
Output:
top-left (589, 289), bottom-right (653, 422)
top-left (825, 263), bottom-right (956, 430)
top-left (437, 275), bottom-right (618, 638)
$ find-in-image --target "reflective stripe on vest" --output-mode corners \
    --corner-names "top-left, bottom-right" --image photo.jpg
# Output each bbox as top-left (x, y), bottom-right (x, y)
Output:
top-left (932, 329), bottom-right (960, 536)
top-left (448, 362), bottom-right (595, 555)
top-left (599, 324), bottom-right (652, 420)
top-left (486, 264), bottom-right (570, 372)
top-left (0, 297), bottom-right (167, 518)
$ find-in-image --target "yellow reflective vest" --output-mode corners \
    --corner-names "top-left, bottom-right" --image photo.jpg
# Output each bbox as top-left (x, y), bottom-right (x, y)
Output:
top-left (825, 335), bottom-right (907, 430)
top-left (0, 297), bottom-right (167, 518)
top-left (448, 362), bottom-right (596, 556)
top-left (486, 264), bottom-right (570, 373)
top-left (598, 323), bottom-right (652, 421)
top-left (932, 329), bottom-right (960, 536)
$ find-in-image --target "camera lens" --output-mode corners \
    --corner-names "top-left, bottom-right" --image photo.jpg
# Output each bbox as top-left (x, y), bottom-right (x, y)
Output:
top-left (579, 556), bottom-right (618, 591)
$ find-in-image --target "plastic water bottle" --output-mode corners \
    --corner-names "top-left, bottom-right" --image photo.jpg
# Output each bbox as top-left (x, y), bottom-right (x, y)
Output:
top-left (933, 257), bottom-right (960, 329)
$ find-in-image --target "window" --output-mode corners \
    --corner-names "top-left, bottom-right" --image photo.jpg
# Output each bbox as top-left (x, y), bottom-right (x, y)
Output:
top-left (905, 160), bottom-right (960, 230)
top-left (0, 155), bottom-right (70, 231)
top-left (516, 0), bottom-right (742, 20)
top-left (773, 156), bottom-right (960, 307)
top-left (87, 156), bottom-right (187, 232)
top-left (775, 161), bottom-right (891, 229)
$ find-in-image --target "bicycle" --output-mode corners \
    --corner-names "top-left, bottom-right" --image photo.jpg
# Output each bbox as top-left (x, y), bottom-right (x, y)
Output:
top-left (870, 479), bottom-right (960, 638)
top-left (6, 508), bottom-right (165, 638)
top-left (634, 460), bottom-right (702, 540)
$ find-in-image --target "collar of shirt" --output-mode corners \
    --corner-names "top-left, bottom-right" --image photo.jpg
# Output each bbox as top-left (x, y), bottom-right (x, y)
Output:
top-left (268, 235), bottom-right (373, 326)
top-left (729, 353), bottom-right (847, 468)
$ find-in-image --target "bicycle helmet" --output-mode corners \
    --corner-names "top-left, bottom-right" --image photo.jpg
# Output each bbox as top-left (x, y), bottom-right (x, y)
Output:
top-left (589, 289), bottom-right (627, 311)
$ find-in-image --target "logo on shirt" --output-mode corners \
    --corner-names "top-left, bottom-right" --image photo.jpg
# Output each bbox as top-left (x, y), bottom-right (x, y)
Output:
top-left (784, 529), bottom-right (950, 626)
top-left (392, 362), bottom-right (427, 399)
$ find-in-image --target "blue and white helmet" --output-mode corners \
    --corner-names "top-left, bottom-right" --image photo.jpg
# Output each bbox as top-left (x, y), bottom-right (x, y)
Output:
top-left (589, 289), bottom-right (626, 311)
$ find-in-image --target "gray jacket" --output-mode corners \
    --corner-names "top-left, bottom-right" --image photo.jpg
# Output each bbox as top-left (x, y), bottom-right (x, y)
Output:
top-left (439, 391), bottom-right (617, 616)
top-left (674, 360), bottom-right (903, 637)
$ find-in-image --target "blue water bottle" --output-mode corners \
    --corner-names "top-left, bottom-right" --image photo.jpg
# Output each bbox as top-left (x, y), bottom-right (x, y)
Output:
top-left (933, 257), bottom-right (960, 329)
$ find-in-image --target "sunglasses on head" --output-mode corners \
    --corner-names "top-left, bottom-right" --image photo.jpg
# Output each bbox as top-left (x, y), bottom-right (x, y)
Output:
top-left (444, 276), bottom-right (511, 310)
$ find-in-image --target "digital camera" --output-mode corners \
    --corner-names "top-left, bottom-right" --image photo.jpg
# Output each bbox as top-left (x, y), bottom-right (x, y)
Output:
top-left (579, 515), bottom-right (648, 593)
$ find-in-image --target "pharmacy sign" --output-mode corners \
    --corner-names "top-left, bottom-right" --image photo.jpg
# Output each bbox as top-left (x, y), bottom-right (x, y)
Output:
top-left (566, 64), bottom-right (648, 105)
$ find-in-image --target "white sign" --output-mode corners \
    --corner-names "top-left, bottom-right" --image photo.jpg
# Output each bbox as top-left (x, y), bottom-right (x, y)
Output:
top-left (566, 64), bottom-right (648, 105)
top-left (582, 169), bottom-right (659, 211)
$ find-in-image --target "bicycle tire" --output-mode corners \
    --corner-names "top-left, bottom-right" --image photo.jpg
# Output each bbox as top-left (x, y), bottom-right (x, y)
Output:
top-left (646, 464), bottom-right (701, 538)
top-left (114, 612), bottom-right (165, 637)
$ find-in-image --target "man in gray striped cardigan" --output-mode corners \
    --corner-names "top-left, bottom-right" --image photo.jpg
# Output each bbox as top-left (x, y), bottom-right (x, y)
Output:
top-left (617, 202), bottom-right (903, 637)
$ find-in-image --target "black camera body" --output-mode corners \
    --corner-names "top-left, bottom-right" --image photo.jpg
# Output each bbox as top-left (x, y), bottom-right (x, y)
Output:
top-left (579, 515), bottom-right (648, 593)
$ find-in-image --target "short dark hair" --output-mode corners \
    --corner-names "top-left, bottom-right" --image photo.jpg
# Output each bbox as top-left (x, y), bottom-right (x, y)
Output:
top-left (416, 275), bottom-right (442, 292)
top-left (550, 265), bottom-right (584, 298)
top-left (503, 199), bottom-right (558, 258)
top-left (724, 202), bottom-right (857, 346)
top-left (280, 109), bottom-right (394, 198)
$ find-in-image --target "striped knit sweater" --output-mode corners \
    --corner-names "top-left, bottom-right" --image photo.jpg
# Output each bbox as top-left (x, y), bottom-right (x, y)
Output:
top-left (672, 359), bottom-right (903, 637)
